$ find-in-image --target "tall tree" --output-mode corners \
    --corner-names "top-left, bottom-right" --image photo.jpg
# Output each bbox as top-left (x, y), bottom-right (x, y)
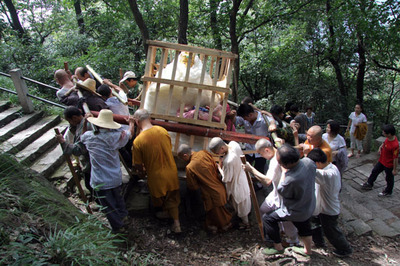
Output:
top-left (178, 0), bottom-right (188, 44)
top-left (127, 0), bottom-right (150, 53)
top-left (3, 0), bottom-right (26, 39)
top-left (73, 0), bottom-right (85, 34)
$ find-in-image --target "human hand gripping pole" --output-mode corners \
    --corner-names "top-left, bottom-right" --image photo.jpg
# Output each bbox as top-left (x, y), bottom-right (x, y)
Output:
top-left (54, 128), bottom-right (92, 214)
top-left (240, 155), bottom-right (264, 241)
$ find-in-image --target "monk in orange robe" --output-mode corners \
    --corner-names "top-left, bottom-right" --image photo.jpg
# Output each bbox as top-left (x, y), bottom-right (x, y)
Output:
top-left (132, 109), bottom-right (181, 233)
top-left (178, 144), bottom-right (232, 233)
top-left (300, 125), bottom-right (333, 163)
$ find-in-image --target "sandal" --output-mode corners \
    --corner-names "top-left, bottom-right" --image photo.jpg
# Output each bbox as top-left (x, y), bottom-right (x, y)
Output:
top-left (347, 153), bottom-right (354, 158)
top-left (290, 246), bottom-right (310, 257)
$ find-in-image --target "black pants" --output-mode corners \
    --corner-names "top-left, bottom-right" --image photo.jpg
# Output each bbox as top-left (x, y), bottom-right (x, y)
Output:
top-left (312, 214), bottom-right (352, 252)
top-left (367, 162), bottom-right (394, 194)
top-left (263, 211), bottom-right (312, 244)
top-left (245, 154), bottom-right (266, 173)
top-left (95, 186), bottom-right (128, 231)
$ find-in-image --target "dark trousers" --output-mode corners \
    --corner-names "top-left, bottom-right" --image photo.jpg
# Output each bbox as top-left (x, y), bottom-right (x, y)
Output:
top-left (246, 154), bottom-right (267, 191)
top-left (95, 186), bottom-right (128, 231)
top-left (367, 162), bottom-right (394, 194)
top-left (245, 154), bottom-right (266, 173)
top-left (263, 211), bottom-right (312, 244)
top-left (312, 214), bottom-right (352, 252)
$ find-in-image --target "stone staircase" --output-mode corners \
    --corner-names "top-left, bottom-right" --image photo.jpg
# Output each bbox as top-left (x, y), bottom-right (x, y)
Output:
top-left (340, 152), bottom-right (400, 238)
top-left (0, 101), bottom-right (68, 181)
top-left (1, 100), bottom-right (399, 238)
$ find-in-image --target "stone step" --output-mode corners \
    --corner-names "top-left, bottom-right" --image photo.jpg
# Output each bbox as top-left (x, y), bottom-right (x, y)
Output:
top-left (0, 115), bottom-right (61, 155)
top-left (340, 184), bottom-right (374, 222)
top-left (31, 144), bottom-right (65, 179)
top-left (366, 218), bottom-right (399, 237)
top-left (0, 111), bottom-right (44, 142)
top-left (0, 101), bottom-right (10, 112)
top-left (14, 121), bottom-right (69, 165)
top-left (0, 107), bottom-right (22, 128)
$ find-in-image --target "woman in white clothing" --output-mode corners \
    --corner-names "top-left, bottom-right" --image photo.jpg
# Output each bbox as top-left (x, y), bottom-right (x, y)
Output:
top-left (323, 120), bottom-right (348, 175)
top-left (346, 104), bottom-right (367, 158)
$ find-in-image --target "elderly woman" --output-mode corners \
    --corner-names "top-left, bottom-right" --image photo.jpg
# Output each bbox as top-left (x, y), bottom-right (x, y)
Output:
top-left (322, 120), bottom-right (348, 175)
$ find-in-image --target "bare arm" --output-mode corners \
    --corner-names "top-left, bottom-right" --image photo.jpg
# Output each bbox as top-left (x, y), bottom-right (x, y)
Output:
top-left (242, 162), bottom-right (272, 186)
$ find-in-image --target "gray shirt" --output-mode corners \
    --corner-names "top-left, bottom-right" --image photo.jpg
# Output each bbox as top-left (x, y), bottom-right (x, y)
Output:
top-left (276, 157), bottom-right (316, 222)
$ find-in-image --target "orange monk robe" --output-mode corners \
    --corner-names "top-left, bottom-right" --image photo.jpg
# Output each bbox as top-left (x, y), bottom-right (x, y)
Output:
top-left (132, 126), bottom-right (180, 218)
top-left (304, 139), bottom-right (333, 163)
top-left (186, 150), bottom-right (232, 229)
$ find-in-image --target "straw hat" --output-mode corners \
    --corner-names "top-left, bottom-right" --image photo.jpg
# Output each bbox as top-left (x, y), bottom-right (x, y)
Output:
top-left (120, 71), bottom-right (138, 83)
top-left (87, 109), bottom-right (121, 129)
top-left (76, 78), bottom-right (98, 95)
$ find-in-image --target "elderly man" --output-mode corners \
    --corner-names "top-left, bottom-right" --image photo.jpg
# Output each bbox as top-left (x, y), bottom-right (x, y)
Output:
top-left (132, 109), bottom-right (181, 233)
top-left (242, 138), bottom-right (299, 245)
top-left (300, 125), bottom-right (332, 162)
top-left (177, 144), bottom-right (232, 233)
top-left (209, 137), bottom-right (251, 229)
top-left (262, 144), bottom-right (316, 256)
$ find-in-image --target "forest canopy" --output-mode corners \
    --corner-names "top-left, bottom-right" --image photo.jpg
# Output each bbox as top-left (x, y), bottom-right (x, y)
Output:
top-left (1, 0), bottom-right (399, 132)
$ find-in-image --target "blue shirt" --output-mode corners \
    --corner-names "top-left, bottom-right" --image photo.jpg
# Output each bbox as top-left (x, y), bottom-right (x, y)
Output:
top-left (81, 128), bottom-right (130, 190)
top-left (235, 111), bottom-right (270, 157)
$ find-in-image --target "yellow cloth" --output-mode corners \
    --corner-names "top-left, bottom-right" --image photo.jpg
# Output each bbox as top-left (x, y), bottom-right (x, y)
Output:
top-left (354, 122), bottom-right (367, 140)
top-left (305, 139), bottom-right (333, 163)
top-left (133, 126), bottom-right (179, 198)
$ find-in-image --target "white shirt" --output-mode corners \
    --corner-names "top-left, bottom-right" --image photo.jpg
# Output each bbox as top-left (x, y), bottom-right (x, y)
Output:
top-left (322, 133), bottom-right (346, 151)
top-left (314, 163), bottom-right (341, 216)
top-left (348, 112), bottom-right (367, 134)
top-left (264, 154), bottom-right (283, 207)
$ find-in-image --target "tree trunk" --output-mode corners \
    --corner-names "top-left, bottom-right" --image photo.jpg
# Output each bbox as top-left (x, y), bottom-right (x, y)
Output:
top-left (127, 0), bottom-right (150, 54)
top-left (73, 0), bottom-right (85, 34)
top-left (210, 0), bottom-right (222, 50)
top-left (325, 0), bottom-right (347, 98)
top-left (178, 0), bottom-right (188, 44)
top-left (229, 0), bottom-right (241, 103)
top-left (356, 32), bottom-right (366, 104)
top-left (3, 0), bottom-right (26, 39)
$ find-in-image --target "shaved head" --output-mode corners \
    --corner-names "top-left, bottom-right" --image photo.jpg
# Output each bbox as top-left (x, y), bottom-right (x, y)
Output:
top-left (307, 125), bottom-right (323, 146)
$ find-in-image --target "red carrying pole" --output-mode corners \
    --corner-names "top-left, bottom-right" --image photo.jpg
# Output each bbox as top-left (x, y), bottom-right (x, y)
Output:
top-left (91, 111), bottom-right (269, 145)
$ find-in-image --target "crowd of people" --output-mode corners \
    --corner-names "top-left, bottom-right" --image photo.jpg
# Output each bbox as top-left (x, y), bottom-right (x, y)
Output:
top-left (53, 67), bottom-right (398, 259)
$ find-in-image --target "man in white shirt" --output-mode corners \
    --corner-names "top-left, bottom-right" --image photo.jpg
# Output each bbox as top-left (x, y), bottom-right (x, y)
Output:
top-left (242, 138), bottom-right (299, 245)
top-left (307, 148), bottom-right (352, 258)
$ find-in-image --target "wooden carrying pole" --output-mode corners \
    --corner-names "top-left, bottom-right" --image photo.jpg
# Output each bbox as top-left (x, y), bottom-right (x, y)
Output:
top-left (240, 155), bottom-right (264, 241)
top-left (85, 64), bottom-right (128, 105)
top-left (54, 128), bottom-right (92, 214)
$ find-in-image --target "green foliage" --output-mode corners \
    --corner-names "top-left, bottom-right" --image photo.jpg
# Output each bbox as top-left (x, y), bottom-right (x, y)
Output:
top-left (0, 153), bottom-right (134, 265)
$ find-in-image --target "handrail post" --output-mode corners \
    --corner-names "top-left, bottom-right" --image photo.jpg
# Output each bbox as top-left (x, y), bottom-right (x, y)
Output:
top-left (9, 69), bottom-right (34, 114)
top-left (364, 121), bottom-right (373, 154)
